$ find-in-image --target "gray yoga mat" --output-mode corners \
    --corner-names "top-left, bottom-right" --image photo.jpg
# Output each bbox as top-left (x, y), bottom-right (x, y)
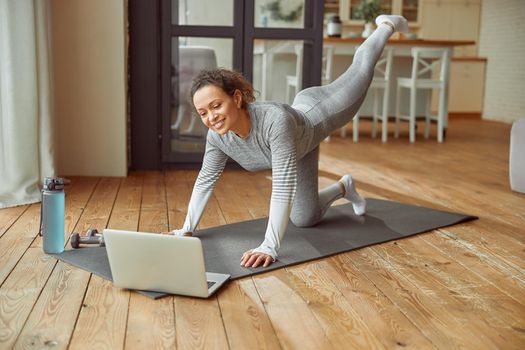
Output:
top-left (54, 198), bottom-right (477, 299)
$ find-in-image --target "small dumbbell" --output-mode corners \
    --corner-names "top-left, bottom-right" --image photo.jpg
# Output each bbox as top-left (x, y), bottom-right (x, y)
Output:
top-left (70, 228), bottom-right (105, 249)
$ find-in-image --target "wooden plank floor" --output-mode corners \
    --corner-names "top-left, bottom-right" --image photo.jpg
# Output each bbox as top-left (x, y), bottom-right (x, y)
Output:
top-left (1, 119), bottom-right (524, 349)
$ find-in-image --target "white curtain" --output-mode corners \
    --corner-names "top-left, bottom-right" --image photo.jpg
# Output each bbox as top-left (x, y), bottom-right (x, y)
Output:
top-left (0, 0), bottom-right (55, 208)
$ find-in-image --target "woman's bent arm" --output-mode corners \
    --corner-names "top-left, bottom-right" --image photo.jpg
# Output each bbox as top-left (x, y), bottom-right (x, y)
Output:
top-left (251, 116), bottom-right (298, 260)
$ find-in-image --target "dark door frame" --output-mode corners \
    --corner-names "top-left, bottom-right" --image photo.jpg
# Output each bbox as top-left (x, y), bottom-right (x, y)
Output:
top-left (129, 0), bottom-right (162, 170)
top-left (129, 0), bottom-right (325, 170)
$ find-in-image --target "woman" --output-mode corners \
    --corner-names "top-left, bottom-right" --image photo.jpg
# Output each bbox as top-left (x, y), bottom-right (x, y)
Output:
top-left (170, 15), bottom-right (408, 268)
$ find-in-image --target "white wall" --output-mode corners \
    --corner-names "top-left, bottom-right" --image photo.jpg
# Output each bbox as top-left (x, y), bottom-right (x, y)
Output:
top-left (479, 0), bottom-right (525, 123)
top-left (51, 0), bottom-right (127, 176)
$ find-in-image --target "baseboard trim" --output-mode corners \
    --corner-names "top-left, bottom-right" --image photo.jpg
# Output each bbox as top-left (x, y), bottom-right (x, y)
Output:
top-left (358, 112), bottom-right (482, 120)
top-left (448, 112), bottom-right (482, 119)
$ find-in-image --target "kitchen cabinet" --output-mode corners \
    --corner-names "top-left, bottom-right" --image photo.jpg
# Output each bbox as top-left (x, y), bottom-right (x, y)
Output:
top-left (449, 59), bottom-right (486, 113)
top-left (419, 0), bottom-right (481, 56)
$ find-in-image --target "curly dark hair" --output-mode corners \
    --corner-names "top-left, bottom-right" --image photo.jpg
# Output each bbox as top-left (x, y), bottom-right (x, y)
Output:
top-left (190, 68), bottom-right (256, 110)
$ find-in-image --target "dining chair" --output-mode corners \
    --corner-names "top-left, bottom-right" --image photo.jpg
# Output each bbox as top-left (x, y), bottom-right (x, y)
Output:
top-left (395, 47), bottom-right (451, 143)
top-left (171, 46), bottom-right (217, 136)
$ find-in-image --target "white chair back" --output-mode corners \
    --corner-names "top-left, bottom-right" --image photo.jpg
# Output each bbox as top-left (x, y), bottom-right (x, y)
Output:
top-left (376, 48), bottom-right (393, 81)
top-left (410, 47), bottom-right (451, 83)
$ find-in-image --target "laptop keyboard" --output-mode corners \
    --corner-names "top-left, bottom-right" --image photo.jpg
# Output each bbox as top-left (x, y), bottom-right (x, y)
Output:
top-left (207, 281), bottom-right (216, 289)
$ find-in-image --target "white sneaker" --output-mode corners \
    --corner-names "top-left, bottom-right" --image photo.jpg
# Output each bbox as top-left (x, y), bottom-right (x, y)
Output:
top-left (375, 15), bottom-right (409, 34)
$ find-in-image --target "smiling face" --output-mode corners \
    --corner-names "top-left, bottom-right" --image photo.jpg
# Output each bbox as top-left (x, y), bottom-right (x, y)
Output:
top-left (193, 84), bottom-right (249, 137)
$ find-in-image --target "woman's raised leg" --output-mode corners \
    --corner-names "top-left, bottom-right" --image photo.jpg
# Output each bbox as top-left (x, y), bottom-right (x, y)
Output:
top-left (292, 15), bottom-right (408, 138)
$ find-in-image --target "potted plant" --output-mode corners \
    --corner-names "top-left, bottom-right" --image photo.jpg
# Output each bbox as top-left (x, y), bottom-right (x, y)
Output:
top-left (260, 0), bottom-right (303, 26)
top-left (355, 0), bottom-right (382, 38)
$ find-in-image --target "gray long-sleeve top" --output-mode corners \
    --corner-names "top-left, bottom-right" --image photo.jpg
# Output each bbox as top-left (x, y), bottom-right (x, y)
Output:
top-left (181, 101), bottom-right (316, 259)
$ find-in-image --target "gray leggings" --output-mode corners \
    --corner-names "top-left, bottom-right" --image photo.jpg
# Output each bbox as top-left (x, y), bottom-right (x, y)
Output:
top-left (289, 26), bottom-right (392, 227)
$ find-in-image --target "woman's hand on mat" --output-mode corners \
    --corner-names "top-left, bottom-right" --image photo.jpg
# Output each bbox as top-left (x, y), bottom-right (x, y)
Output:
top-left (240, 249), bottom-right (274, 268)
top-left (162, 229), bottom-right (193, 237)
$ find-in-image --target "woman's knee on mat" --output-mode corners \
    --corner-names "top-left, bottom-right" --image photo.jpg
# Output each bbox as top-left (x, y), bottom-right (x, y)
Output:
top-left (290, 211), bottom-right (320, 228)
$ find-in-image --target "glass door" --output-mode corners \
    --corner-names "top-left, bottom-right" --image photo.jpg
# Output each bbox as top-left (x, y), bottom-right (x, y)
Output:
top-left (246, 0), bottom-right (325, 97)
top-left (161, 0), bottom-right (242, 164)
top-left (161, 0), bottom-right (324, 165)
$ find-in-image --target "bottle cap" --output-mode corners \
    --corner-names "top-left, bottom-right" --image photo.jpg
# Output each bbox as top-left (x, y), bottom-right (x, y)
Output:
top-left (43, 177), bottom-right (65, 191)
top-left (329, 15), bottom-right (341, 23)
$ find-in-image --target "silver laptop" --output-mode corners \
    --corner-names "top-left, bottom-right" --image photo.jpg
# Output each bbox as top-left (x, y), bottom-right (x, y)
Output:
top-left (103, 229), bottom-right (230, 298)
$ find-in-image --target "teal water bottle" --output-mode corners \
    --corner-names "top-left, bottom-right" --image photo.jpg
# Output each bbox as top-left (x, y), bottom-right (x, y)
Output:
top-left (41, 177), bottom-right (65, 254)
